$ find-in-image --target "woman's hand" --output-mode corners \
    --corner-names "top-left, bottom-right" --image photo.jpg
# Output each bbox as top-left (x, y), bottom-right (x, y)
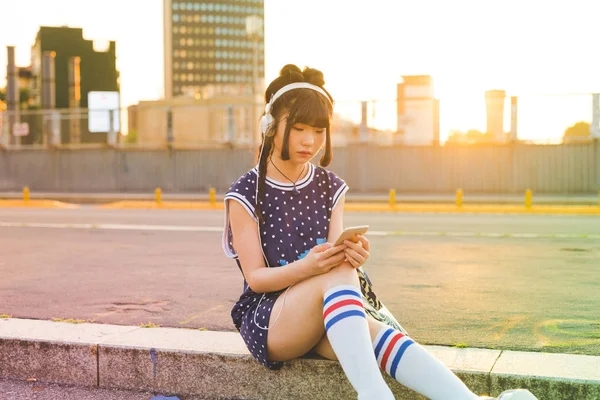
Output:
top-left (343, 235), bottom-right (370, 269)
top-left (304, 242), bottom-right (347, 275)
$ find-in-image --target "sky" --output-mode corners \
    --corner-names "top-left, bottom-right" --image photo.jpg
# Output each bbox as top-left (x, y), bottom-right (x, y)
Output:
top-left (1, 0), bottom-right (599, 142)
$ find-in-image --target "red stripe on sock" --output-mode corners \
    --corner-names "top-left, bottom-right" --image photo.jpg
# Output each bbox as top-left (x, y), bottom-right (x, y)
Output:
top-left (323, 299), bottom-right (363, 319)
top-left (380, 333), bottom-right (405, 371)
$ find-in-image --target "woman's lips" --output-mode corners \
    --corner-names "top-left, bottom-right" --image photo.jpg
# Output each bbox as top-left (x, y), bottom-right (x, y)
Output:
top-left (298, 151), bottom-right (312, 157)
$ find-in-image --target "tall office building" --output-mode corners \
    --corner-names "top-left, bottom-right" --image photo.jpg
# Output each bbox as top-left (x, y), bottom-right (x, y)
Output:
top-left (31, 27), bottom-right (119, 110)
top-left (163, 0), bottom-right (265, 98)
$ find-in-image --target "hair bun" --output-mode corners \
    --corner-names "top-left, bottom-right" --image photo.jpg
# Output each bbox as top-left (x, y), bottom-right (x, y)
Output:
top-left (302, 67), bottom-right (325, 87)
top-left (279, 64), bottom-right (304, 82)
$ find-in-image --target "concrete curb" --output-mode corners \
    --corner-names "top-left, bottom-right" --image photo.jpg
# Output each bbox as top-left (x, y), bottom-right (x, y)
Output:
top-left (0, 200), bottom-right (79, 209)
top-left (1, 318), bottom-right (599, 399)
top-left (2, 198), bottom-right (599, 215)
top-left (97, 201), bottom-right (600, 215)
top-left (1, 192), bottom-right (599, 206)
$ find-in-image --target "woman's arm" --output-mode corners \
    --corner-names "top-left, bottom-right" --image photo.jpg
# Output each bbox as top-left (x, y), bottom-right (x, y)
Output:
top-left (327, 193), bottom-right (345, 244)
top-left (229, 200), bottom-right (345, 293)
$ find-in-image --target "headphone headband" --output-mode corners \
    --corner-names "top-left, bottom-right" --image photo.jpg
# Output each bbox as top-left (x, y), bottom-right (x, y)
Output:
top-left (266, 82), bottom-right (333, 112)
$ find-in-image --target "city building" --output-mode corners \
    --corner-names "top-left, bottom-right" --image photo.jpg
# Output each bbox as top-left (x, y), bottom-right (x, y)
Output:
top-left (1, 26), bottom-right (122, 145)
top-left (31, 26), bottom-right (119, 110)
top-left (163, 0), bottom-right (265, 99)
top-left (485, 89), bottom-right (506, 143)
top-left (132, 86), bottom-right (258, 147)
top-left (396, 75), bottom-right (440, 146)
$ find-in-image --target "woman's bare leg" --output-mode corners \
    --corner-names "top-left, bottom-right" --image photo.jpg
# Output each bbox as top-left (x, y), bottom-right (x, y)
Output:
top-left (266, 262), bottom-right (361, 361)
top-left (266, 263), bottom-right (394, 399)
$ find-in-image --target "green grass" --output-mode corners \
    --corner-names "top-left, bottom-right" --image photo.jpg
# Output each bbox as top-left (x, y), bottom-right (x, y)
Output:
top-left (140, 322), bottom-right (161, 328)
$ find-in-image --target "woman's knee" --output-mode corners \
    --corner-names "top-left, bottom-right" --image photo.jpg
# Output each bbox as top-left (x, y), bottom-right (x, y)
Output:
top-left (322, 262), bottom-right (360, 289)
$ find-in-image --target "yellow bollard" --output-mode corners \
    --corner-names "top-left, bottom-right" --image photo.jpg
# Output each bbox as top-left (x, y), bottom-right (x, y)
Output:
top-left (155, 188), bottom-right (162, 204)
top-left (525, 189), bottom-right (532, 208)
top-left (389, 189), bottom-right (396, 207)
top-left (456, 189), bottom-right (463, 207)
top-left (209, 188), bottom-right (216, 206)
top-left (23, 187), bottom-right (30, 202)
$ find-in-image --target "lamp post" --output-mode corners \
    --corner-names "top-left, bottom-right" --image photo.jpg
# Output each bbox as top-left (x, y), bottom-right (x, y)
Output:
top-left (246, 15), bottom-right (263, 145)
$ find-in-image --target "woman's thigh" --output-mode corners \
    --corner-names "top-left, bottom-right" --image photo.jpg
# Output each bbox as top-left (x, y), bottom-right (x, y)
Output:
top-left (266, 263), bottom-right (359, 362)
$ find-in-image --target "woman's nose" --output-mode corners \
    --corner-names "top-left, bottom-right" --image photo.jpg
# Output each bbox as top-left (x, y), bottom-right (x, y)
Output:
top-left (301, 133), bottom-right (314, 145)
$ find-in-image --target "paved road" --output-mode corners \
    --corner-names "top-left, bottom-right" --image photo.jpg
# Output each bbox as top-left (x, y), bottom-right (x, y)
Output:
top-left (1, 207), bottom-right (599, 356)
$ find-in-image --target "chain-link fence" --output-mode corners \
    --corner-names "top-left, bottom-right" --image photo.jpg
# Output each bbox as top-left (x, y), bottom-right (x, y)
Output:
top-left (1, 93), bottom-right (598, 148)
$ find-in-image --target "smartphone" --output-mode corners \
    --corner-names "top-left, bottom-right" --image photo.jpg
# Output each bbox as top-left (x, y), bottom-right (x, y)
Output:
top-left (334, 225), bottom-right (369, 246)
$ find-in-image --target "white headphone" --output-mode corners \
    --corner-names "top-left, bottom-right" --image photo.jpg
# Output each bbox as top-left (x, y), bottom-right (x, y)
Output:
top-left (259, 82), bottom-right (333, 135)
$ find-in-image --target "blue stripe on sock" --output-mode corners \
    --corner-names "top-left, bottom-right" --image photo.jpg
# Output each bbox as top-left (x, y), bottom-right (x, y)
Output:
top-left (323, 289), bottom-right (361, 307)
top-left (325, 309), bottom-right (365, 331)
top-left (374, 328), bottom-right (395, 359)
top-left (390, 339), bottom-right (415, 378)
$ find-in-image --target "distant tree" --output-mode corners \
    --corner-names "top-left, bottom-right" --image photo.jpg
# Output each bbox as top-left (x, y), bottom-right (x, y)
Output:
top-left (563, 121), bottom-right (590, 138)
top-left (446, 129), bottom-right (495, 144)
top-left (0, 88), bottom-right (32, 107)
top-left (124, 129), bottom-right (138, 144)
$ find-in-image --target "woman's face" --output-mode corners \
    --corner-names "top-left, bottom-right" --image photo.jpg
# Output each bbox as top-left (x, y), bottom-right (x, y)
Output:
top-left (272, 115), bottom-right (326, 164)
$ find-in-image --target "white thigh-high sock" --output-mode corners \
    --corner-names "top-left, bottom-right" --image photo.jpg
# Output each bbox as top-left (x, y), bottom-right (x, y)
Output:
top-left (373, 326), bottom-right (479, 400)
top-left (324, 285), bottom-right (394, 400)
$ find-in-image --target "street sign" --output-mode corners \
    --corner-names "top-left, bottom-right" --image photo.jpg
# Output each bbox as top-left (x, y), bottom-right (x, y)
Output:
top-left (13, 122), bottom-right (29, 137)
top-left (88, 91), bottom-right (120, 133)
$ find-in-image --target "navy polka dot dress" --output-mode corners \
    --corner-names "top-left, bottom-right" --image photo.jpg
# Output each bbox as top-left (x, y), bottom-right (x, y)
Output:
top-left (222, 163), bottom-right (348, 369)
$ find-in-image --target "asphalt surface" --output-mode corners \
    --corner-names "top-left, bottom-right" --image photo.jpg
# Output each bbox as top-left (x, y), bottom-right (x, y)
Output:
top-left (1, 207), bottom-right (599, 357)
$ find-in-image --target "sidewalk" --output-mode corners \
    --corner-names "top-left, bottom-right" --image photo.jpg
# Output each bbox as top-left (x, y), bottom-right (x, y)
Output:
top-left (1, 318), bottom-right (599, 399)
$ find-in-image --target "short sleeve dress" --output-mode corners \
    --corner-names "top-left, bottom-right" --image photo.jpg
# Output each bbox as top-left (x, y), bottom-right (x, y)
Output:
top-left (222, 163), bottom-right (346, 369)
top-left (222, 162), bottom-right (407, 370)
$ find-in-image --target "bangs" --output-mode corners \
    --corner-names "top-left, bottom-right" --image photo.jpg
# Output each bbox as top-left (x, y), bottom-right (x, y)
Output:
top-left (285, 90), bottom-right (332, 129)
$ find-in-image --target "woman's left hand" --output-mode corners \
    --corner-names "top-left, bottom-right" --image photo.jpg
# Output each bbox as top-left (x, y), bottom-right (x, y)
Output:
top-left (343, 235), bottom-right (370, 269)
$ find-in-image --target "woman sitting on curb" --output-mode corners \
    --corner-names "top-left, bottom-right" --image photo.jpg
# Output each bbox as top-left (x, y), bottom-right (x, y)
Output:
top-left (222, 64), bottom-right (538, 400)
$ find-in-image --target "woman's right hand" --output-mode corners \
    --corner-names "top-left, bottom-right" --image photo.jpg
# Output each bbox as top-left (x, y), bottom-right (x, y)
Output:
top-left (303, 242), bottom-right (347, 275)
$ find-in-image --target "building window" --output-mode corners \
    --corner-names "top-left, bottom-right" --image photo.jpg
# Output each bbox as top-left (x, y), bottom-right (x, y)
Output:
top-left (173, 14), bottom-right (180, 22)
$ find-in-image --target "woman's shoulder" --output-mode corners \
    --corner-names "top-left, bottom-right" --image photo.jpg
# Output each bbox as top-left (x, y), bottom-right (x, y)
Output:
top-left (225, 168), bottom-right (258, 203)
top-left (313, 166), bottom-right (348, 188)
top-left (227, 168), bottom-right (258, 192)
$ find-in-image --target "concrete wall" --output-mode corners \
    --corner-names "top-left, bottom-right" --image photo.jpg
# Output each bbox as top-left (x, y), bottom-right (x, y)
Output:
top-left (1, 142), bottom-right (599, 193)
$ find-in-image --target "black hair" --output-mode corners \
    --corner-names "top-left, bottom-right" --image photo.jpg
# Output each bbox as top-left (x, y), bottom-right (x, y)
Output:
top-left (255, 64), bottom-right (334, 222)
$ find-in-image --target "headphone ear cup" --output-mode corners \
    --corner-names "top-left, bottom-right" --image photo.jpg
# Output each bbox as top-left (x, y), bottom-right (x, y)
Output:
top-left (260, 113), bottom-right (273, 134)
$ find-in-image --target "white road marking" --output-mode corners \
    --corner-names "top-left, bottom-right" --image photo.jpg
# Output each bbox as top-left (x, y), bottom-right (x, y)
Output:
top-left (1, 222), bottom-right (599, 239)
